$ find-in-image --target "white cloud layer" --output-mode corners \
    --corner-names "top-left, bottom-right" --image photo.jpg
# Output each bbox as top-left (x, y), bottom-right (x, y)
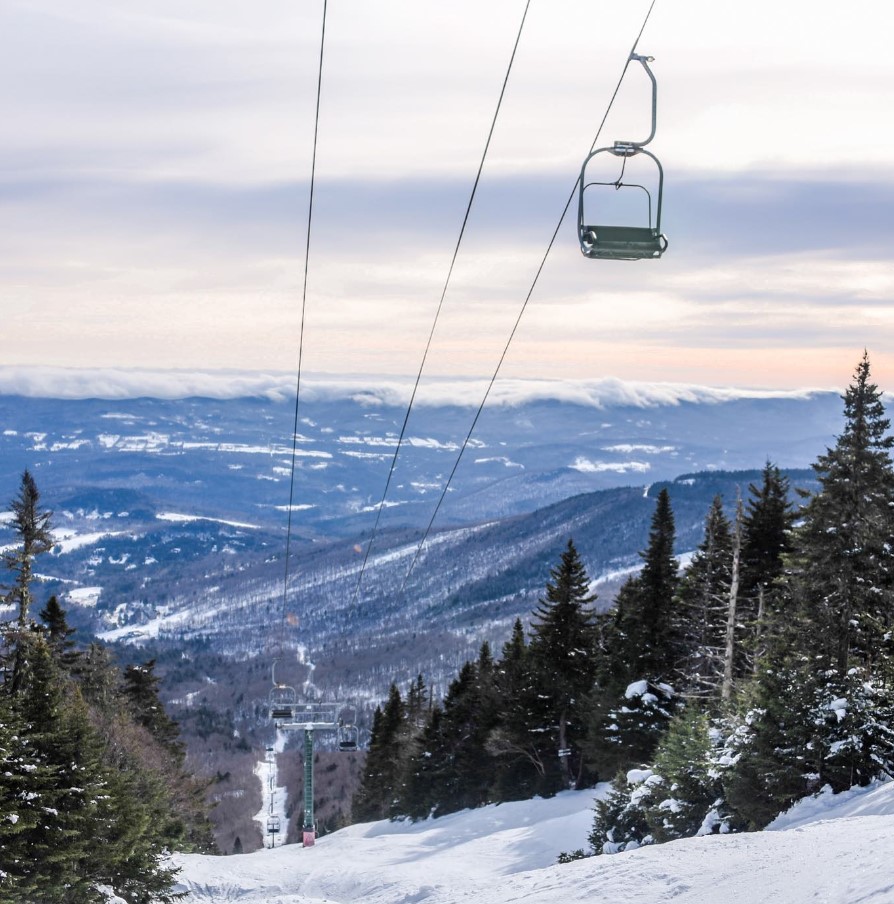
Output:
top-left (0, 366), bottom-right (831, 408)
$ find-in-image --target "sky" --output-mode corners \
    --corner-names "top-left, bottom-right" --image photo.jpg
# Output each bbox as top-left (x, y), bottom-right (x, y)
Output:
top-left (2, 0), bottom-right (893, 393)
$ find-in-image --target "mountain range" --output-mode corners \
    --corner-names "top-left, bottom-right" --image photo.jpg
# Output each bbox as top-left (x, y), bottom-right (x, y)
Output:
top-left (0, 375), bottom-right (841, 702)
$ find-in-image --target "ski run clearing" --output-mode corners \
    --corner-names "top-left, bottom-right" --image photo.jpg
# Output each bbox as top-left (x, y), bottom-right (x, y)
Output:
top-left (174, 780), bottom-right (894, 904)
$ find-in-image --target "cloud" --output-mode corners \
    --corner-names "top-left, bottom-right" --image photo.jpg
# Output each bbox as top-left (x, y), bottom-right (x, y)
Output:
top-left (0, 366), bottom-right (835, 407)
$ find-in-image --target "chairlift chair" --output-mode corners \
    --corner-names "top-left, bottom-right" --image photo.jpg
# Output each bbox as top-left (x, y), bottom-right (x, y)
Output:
top-left (337, 722), bottom-right (359, 752)
top-left (269, 684), bottom-right (297, 721)
top-left (578, 53), bottom-right (667, 261)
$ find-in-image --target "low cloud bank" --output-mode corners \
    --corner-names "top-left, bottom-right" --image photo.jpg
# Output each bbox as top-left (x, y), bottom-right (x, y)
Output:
top-left (0, 366), bottom-right (831, 409)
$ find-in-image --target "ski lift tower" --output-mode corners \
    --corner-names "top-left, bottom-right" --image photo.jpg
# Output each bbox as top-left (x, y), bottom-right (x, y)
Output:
top-left (272, 699), bottom-right (341, 847)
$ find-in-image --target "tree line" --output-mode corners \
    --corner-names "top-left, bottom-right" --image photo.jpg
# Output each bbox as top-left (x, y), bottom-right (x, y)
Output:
top-left (0, 471), bottom-right (215, 903)
top-left (353, 353), bottom-right (894, 857)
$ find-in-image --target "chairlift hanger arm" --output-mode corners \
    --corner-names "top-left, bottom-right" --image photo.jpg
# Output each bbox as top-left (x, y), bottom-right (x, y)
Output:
top-left (622, 52), bottom-right (657, 149)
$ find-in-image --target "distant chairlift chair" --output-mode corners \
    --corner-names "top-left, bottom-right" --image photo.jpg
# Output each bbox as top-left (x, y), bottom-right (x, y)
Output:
top-left (269, 684), bottom-right (297, 722)
top-left (337, 720), bottom-right (359, 752)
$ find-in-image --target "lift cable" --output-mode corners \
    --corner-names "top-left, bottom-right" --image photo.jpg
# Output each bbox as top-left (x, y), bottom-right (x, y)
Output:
top-left (350, 0), bottom-right (533, 608)
top-left (397, 0), bottom-right (659, 595)
top-left (279, 0), bottom-right (328, 648)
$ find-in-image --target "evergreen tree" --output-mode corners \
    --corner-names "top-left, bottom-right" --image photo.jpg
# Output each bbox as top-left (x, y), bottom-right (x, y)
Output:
top-left (38, 595), bottom-right (80, 671)
top-left (586, 491), bottom-right (679, 776)
top-left (740, 461), bottom-right (794, 671)
top-left (611, 488), bottom-right (679, 681)
top-left (527, 539), bottom-right (601, 792)
top-left (589, 768), bottom-right (660, 854)
top-left (402, 704), bottom-right (448, 820)
top-left (584, 675), bottom-right (676, 781)
top-left (352, 684), bottom-right (406, 822)
top-left (3, 471), bottom-right (53, 628)
top-left (7, 634), bottom-right (180, 902)
top-left (0, 689), bottom-right (49, 902)
top-left (403, 652), bottom-right (499, 819)
top-left (790, 352), bottom-right (894, 671)
top-left (724, 356), bottom-right (894, 828)
top-left (741, 461), bottom-right (793, 598)
top-left (640, 705), bottom-right (725, 842)
top-left (672, 496), bottom-right (733, 698)
top-left (721, 646), bottom-right (825, 829)
top-left (3, 471), bottom-right (54, 694)
top-left (489, 619), bottom-right (544, 802)
top-left (123, 659), bottom-right (184, 758)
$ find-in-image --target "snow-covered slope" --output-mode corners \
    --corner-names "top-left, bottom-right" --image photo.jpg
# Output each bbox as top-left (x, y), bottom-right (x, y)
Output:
top-left (174, 782), bottom-right (894, 904)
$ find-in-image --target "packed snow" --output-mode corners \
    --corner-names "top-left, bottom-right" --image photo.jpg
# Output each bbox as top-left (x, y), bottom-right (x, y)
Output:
top-left (173, 781), bottom-right (894, 904)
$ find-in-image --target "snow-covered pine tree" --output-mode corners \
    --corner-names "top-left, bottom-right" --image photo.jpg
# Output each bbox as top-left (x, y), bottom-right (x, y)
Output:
top-left (791, 352), bottom-right (894, 671)
top-left (8, 634), bottom-right (182, 903)
top-left (0, 689), bottom-right (50, 901)
top-left (589, 767), bottom-right (660, 854)
top-left (724, 354), bottom-right (894, 826)
top-left (639, 705), bottom-right (730, 843)
top-left (585, 490), bottom-right (679, 777)
top-left (590, 705), bottom-right (728, 854)
top-left (672, 496), bottom-right (732, 699)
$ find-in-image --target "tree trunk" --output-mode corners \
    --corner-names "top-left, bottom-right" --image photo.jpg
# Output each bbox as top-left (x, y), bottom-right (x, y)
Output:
top-left (722, 498), bottom-right (743, 701)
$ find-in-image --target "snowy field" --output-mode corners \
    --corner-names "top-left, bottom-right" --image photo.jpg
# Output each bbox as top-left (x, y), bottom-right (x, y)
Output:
top-left (174, 781), bottom-right (894, 904)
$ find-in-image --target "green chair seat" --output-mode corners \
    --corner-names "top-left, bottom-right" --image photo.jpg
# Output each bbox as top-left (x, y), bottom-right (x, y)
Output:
top-left (580, 224), bottom-right (667, 260)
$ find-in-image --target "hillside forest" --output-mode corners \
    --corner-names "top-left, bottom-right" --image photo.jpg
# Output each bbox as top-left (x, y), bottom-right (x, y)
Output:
top-left (353, 353), bottom-right (894, 857)
top-left (0, 473), bottom-right (216, 902)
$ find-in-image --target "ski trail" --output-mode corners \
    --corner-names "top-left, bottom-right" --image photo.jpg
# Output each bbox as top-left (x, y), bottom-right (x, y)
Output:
top-left (253, 730), bottom-right (289, 848)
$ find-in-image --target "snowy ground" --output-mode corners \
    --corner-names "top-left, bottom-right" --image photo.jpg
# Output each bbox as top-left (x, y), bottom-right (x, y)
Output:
top-left (173, 780), bottom-right (894, 904)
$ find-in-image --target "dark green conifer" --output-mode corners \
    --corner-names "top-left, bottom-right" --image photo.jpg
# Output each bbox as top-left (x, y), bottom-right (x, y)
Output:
top-left (39, 595), bottom-right (81, 671)
top-left (123, 659), bottom-right (184, 758)
top-left (3, 471), bottom-right (54, 629)
top-left (352, 684), bottom-right (406, 822)
top-left (489, 619), bottom-right (544, 802)
top-left (3, 471), bottom-right (54, 694)
top-left (724, 356), bottom-right (894, 829)
top-left (612, 488), bottom-right (679, 681)
top-left (740, 462), bottom-right (794, 672)
top-left (402, 655), bottom-right (500, 819)
top-left (589, 769), bottom-right (657, 855)
top-left (527, 539), bottom-right (601, 792)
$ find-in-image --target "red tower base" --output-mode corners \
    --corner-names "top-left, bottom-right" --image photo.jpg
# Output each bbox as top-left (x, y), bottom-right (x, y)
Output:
top-left (303, 829), bottom-right (316, 847)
